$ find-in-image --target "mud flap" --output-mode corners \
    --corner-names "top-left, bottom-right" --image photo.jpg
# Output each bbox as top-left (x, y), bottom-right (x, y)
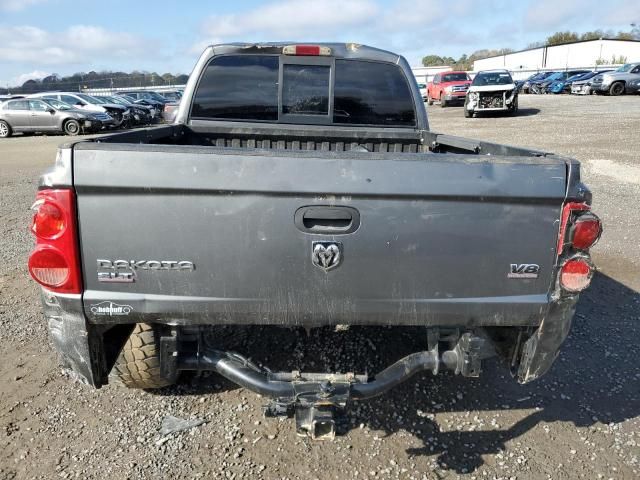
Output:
top-left (517, 295), bottom-right (578, 383)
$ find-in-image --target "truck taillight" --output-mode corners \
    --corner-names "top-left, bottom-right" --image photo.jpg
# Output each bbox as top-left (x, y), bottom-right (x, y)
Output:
top-left (559, 257), bottom-right (593, 293)
top-left (557, 202), bottom-right (602, 253)
top-left (571, 213), bottom-right (602, 250)
top-left (283, 44), bottom-right (332, 56)
top-left (28, 189), bottom-right (82, 294)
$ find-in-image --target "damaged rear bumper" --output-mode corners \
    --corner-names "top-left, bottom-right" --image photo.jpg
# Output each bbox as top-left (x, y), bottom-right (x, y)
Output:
top-left (41, 288), bottom-right (579, 392)
top-left (517, 294), bottom-right (578, 383)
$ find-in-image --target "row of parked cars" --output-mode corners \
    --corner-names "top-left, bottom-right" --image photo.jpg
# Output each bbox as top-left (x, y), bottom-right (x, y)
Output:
top-left (519, 62), bottom-right (640, 96)
top-left (0, 89), bottom-right (183, 138)
top-left (416, 62), bottom-right (640, 119)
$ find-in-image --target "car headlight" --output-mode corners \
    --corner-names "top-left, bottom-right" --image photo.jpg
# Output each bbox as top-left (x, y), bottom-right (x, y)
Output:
top-left (444, 85), bottom-right (453, 93)
top-left (469, 92), bottom-right (478, 100)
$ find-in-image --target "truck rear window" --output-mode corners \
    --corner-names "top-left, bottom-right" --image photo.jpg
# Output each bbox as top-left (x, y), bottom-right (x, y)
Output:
top-left (191, 55), bottom-right (416, 127)
top-left (192, 55), bottom-right (279, 121)
top-left (333, 60), bottom-right (415, 126)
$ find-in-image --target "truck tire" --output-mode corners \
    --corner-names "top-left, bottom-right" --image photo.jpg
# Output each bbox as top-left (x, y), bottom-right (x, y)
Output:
top-left (509, 97), bottom-right (519, 116)
top-left (440, 97), bottom-right (447, 108)
top-left (111, 323), bottom-right (176, 389)
top-left (463, 99), bottom-right (473, 118)
top-left (609, 82), bottom-right (625, 96)
top-left (0, 120), bottom-right (12, 138)
top-left (426, 94), bottom-right (433, 106)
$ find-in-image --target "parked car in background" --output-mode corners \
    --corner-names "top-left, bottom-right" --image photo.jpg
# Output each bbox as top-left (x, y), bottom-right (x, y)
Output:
top-left (417, 83), bottom-right (427, 101)
top-left (465, 69), bottom-right (518, 118)
top-left (100, 95), bottom-right (159, 124)
top-left (628, 77), bottom-right (640, 95)
top-left (570, 71), bottom-right (613, 95)
top-left (114, 93), bottom-right (165, 114)
top-left (93, 96), bottom-right (151, 127)
top-left (162, 102), bottom-right (180, 123)
top-left (0, 94), bottom-right (26, 101)
top-left (120, 90), bottom-right (170, 104)
top-left (548, 72), bottom-right (593, 94)
top-left (30, 92), bottom-right (127, 127)
top-left (531, 70), bottom-right (589, 94)
top-left (160, 90), bottom-right (183, 102)
top-left (0, 97), bottom-right (108, 137)
top-left (590, 63), bottom-right (640, 95)
top-left (427, 71), bottom-right (471, 107)
top-left (520, 72), bottom-right (554, 93)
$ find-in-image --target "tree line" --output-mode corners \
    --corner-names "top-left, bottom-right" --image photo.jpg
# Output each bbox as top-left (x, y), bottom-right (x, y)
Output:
top-left (422, 28), bottom-right (640, 68)
top-left (2, 71), bottom-right (190, 95)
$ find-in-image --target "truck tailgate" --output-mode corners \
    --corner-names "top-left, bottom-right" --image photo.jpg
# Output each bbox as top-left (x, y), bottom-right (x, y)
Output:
top-left (74, 144), bottom-right (566, 327)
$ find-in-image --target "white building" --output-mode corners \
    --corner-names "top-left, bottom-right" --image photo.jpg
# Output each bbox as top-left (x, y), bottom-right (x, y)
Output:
top-left (472, 39), bottom-right (640, 79)
top-left (411, 66), bottom-right (454, 85)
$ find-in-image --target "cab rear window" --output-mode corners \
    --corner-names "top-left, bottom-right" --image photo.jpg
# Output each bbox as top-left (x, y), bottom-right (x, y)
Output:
top-left (191, 55), bottom-right (416, 127)
top-left (333, 60), bottom-right (415, 126)
top-left (191, 55), bottom-right (279, 121)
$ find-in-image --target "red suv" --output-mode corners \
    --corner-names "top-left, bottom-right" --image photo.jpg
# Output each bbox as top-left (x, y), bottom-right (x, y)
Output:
top-left (427, 71), bottom-right (472, 107)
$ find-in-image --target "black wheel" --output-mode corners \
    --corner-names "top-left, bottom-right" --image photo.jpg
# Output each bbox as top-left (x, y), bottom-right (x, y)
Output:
top-left (0, 120), bottom-right (12, 138)
top-left (63, 119), bottom-right (80, 136)
top-left (509, 97), bottom-right (519, 116)
top-left (111, 323), bottom-right (177, 389)
top-left (609, 82), bottom-right (625, 96)
top-left (426, 94), bottom-right (433, 106)
top-left (464, 100), bottom-right (473, 118)
top-left (440, 97), bottom-right (447, 108)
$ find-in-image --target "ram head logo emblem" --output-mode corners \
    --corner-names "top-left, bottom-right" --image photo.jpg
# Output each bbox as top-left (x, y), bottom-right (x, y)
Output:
top-left (312, 242), bottom-right (342, 271)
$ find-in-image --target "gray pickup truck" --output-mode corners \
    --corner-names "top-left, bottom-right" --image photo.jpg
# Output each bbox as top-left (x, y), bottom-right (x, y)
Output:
top-left (29, 43), bottom-right (601, 440)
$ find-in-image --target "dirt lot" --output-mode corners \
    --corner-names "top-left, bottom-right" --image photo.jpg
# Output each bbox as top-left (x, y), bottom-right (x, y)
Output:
top-left (1, 94), bottom-right (639, 479)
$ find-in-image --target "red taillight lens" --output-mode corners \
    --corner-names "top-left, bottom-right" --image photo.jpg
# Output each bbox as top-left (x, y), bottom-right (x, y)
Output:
top-left (28, 189), bottom-right (81, 294)
top-left (560, 258), bottom-right (593, 293)
top-left (572, 214), bottom-right (602, 250)
top-left (28, 247), bottom-right (70, 287)
top-left (32, 200), bottom-right (65, 239)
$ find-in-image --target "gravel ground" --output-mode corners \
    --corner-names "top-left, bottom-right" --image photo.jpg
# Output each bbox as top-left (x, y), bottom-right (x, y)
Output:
top-left (1, 94), bottom-right (639, 479)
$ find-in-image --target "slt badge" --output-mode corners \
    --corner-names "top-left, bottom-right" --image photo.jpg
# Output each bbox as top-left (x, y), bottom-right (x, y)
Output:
top-left (312, 242), bottom-right (342, 271)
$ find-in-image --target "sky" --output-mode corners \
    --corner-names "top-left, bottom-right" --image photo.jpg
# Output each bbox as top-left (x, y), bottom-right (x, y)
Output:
top-left (0, 0), bottom-right (638, 86)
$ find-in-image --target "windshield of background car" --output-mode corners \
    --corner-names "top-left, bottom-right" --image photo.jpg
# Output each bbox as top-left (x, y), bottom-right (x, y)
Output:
top-left (472, 72), bottom-right (513, 86)
top-left (43, 99), bottom-right (71, 110)
top-left (566, 73), bottom-right (586, 82)
top-left (615, 64), bottom-right (634, 72)
top-left (441, 73), bottom-right (469, 82)
top-left (545, 72), bottom-right (563, 81)
top-left (77, 94), bottom-right (97, 103)
top-left (148, 93), bottom-right (168, 101)
top-left (109, 97), bottom-right (129, 105)
top-left (191, 55), bottom-right (416, 127)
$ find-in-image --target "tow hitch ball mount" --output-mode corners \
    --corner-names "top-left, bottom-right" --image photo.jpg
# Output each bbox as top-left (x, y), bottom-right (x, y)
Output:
top-left (263, 376), bottom-right (358, 440)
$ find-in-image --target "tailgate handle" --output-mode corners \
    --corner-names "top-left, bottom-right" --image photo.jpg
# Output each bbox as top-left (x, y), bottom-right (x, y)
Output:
top-left (295, 206), bottom-right (360, 234)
